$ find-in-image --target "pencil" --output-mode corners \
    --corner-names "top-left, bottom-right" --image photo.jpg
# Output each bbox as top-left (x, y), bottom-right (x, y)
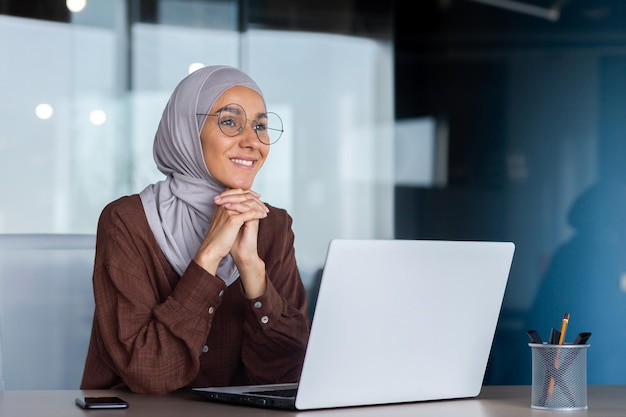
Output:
top-left (548, 312), bottom-right (570, 399)
top-left (557, 313), bottom-right (569, 345)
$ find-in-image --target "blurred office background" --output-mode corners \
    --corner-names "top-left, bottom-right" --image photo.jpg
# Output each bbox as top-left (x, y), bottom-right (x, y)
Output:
top-left (0, 0), bottom-right (625, 388)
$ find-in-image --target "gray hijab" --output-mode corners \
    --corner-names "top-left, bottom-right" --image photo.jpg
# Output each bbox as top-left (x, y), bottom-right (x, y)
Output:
top-left (139, 65), bottom-right (264, 285)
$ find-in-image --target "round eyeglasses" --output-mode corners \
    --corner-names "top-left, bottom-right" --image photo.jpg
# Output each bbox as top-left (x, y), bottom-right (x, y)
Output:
top-left (197, 103), bottom-right (283, 145)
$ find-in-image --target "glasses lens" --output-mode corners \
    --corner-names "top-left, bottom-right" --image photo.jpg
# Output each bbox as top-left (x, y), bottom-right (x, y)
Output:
top-left (217, 104), bottom-right (246, 137)
top-left (215, 104), bottom-right (283, 145)
top-left (254, 112), bottom-right (284, 145)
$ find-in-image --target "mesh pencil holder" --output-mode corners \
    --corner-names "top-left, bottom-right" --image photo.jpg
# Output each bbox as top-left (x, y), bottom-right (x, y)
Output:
top-left (528, 343), bottom-right (589, 410)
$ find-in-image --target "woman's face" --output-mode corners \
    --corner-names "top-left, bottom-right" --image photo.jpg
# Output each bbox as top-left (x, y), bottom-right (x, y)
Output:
top-left (200, 85), bottom-right (269, 190)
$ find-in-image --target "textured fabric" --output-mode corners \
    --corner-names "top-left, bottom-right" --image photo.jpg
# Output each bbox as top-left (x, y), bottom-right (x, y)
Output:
top-left (139, 65), bottom-right (264, 284)
top-left (80, 195), bottom-right (310, 394)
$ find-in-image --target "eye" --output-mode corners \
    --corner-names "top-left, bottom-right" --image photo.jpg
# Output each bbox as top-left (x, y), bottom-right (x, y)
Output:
top-left (252, 121), bottom-right (268, 132)
top-left (220, 117), bottom-right (237, 128)
top-left (218, 112), bottom-right (243, 131)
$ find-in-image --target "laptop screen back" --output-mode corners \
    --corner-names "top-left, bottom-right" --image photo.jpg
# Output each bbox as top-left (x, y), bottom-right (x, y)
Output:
top-left (294, 239), bottom-right (515, 410)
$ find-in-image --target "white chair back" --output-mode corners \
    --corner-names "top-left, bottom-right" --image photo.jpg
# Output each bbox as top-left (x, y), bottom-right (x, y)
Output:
top-left (0, 234), bottom-right (96, 390)
top-left (0, 320), bottom-right (4, 391)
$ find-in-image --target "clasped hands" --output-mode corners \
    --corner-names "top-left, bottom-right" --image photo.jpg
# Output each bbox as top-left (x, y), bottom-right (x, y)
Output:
top-left (194, 189), bottom-right (269, 298)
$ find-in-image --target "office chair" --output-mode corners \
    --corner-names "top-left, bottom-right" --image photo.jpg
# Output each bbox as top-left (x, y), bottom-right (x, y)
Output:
top-left (0, 234), bottom-right (96, 390)
top-left (0, 320), bottom-right (4, 391)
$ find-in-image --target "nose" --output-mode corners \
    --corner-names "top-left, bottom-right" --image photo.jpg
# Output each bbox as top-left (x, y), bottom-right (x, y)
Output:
top-left (238, 121), bottom-right (260, 148)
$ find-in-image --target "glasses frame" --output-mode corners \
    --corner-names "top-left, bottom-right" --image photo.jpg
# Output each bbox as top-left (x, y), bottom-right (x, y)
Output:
top-left (197, 103), bottom-right (283, 145)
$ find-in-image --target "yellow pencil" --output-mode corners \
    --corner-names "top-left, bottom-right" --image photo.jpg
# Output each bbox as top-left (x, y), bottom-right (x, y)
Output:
top-left (548, 312), bottom-right (570, 398)
top-left (558, 313), bottom-right (569, 345)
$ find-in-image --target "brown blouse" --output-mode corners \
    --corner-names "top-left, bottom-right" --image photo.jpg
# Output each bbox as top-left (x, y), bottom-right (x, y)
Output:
top-left (80, 194), bottom-right (310, 394)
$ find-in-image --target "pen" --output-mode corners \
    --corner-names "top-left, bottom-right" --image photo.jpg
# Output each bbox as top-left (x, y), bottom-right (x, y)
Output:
top-left (526, 329), bottom-right (543, 344)
top-left (549, 328), bottom-right (560, 345)
top-left (573, 332), bottom-right (591, 345)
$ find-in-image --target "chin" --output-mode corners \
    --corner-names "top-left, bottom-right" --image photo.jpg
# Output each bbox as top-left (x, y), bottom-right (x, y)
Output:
top-left (225, 179), bottom-right (255, 190)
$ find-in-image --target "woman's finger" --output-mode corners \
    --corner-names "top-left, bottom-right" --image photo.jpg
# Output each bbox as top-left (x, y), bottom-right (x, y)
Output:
top-left (215, 188), bottom-right (260, 201)
top-left (215, 190), bottom-right (269, 213)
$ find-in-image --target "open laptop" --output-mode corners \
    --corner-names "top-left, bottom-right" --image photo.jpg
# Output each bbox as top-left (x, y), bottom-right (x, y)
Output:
top-left (193, 239), bottom-right (515, 410)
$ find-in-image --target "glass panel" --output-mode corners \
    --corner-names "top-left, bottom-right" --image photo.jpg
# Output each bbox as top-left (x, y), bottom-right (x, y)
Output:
top-left (0, 1), bottom-right (393, 388)
top-left (0, 0), bottom-right (393, 271)
top-left (394, 0), bottom-right (626, 385)
top-left (247, 28), bottom-right (394, 272)
top-left (0, 0), bottom-right (242, 233)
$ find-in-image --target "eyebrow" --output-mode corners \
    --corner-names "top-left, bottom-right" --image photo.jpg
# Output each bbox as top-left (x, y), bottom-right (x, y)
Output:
top-left (217, 106), bottom-right (267, 119)
top-left (218, 105), bottom-right (245, 115)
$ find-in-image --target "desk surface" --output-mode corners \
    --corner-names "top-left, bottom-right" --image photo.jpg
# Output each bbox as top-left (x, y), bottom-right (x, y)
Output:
top-left (1, 385), bottom-right (626, 417)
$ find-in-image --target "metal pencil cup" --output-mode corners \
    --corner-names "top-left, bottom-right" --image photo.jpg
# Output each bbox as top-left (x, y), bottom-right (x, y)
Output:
top-left (529, 343), bottom-right (589, 410)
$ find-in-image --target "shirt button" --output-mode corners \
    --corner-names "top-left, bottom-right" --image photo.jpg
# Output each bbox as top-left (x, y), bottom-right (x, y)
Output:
top-left (202, 345), bottom-right (209, 353)
top-left (254, 301), bottom-right (262, 309)
top-left (218, 290), bottom-right (225, 297)
top-left (208, 306), bottom-right (215, 314)
top-left (261, 315), bottom-right (269, 324)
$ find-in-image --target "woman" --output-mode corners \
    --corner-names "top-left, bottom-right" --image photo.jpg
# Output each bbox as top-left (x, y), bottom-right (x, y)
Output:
top-left (80, 65), bottom-right (310, 394)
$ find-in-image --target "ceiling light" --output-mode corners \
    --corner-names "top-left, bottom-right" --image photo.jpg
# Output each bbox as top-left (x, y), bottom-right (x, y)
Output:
top-left (466, 0), bottom-right (561, 22)
top-left (89, 110), bottom-right (107, 126)
top-left (188, 62), bottom-right (206, 74)
top-left (35, 103), bottom-right (54, 120)
top-left (66, 0), bottom-right (87, 13)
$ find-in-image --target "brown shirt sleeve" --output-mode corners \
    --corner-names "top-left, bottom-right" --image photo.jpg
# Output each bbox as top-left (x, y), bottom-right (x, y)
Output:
top-left (80, 194), bottom-right (310, 394)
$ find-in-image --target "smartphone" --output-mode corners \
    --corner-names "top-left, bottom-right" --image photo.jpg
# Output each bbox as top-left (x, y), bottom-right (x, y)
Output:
top-left (75, 396), bottom-right (129, 409)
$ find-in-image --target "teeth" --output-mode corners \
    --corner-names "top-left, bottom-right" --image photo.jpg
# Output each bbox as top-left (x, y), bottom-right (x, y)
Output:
top-left (231, 158), bottom-right (253, 167)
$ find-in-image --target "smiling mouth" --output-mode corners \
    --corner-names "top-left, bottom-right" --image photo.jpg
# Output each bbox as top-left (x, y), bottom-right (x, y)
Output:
top-left (231, 158), bottom-right (254, 167)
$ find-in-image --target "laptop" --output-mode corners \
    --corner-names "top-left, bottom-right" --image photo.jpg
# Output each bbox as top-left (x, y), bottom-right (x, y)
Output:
top-left (193, 239), bottom-right (515, 410)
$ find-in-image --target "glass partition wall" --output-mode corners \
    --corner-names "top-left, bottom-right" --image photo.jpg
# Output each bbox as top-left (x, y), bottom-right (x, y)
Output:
top-left (0, 0), bottom-right (392, 389)
top-left (0, 0), bottom-right (394, 280)
top-left (394, 0), bottom-right (626, 385)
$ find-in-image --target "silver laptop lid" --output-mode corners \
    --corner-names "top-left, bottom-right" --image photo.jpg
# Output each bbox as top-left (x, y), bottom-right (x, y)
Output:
top-left (295, 239), bottom-right (515, 410)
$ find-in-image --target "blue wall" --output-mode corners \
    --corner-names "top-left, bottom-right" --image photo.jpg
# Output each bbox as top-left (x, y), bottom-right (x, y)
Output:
top-left (395, 42), bottom-right (626, 383)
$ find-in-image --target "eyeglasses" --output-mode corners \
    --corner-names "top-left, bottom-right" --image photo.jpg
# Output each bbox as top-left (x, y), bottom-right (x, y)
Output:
top-left (197, 103), bottom-right (283, 145)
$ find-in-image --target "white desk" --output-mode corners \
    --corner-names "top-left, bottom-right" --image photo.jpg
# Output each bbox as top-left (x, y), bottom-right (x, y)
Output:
top-left (1, 385), bottom-right (626, 416)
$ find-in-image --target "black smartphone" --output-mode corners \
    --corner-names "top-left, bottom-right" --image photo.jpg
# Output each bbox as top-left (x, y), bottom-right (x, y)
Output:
top-left (75, 396), bottom-right (129, 409)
